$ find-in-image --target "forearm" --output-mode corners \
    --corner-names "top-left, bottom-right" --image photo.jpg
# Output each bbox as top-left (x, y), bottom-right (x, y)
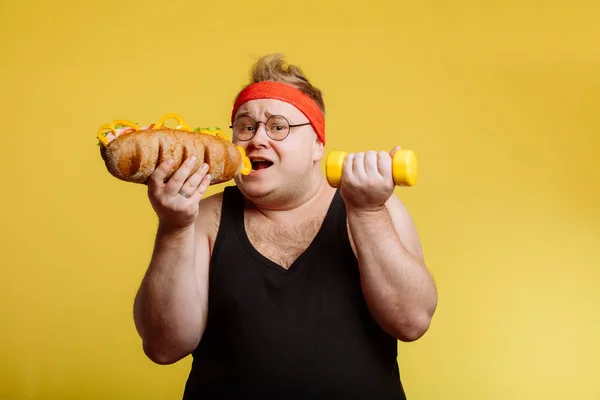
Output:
top-left (133, 222), bottom-right (206, 363)
top-left (347, 207), bottom-right (437, 341)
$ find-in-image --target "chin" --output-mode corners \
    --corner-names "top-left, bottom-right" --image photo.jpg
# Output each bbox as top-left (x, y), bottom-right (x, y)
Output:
top-left (234, 170), bottom-right (278, 199)
top-left (237, 182), bottom-right (273, 199)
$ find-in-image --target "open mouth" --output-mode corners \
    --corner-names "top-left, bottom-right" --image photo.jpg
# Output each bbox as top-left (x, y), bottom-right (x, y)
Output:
top-left (250, 159), bottom-right (274, 171)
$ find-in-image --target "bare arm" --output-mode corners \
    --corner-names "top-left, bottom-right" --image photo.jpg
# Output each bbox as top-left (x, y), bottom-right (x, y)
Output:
top-left (347, 194), bottom-right (437, 342)
top-left (132, 157), bottom-right (217, 365)
top-left (133, 217), bottom-right (211, 364)
top-left (339, 149), bottom-right (437, 341)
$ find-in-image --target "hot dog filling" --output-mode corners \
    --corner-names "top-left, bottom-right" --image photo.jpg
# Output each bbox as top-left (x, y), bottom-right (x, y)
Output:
top-left (101, 124), bottom-right (153, 146)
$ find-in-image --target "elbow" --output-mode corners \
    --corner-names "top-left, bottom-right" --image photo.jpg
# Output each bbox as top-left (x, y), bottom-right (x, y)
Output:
top-left (396, 292), bottom-right (438, 342)
top-left (142, 340), bottom-right (190, 365)
top-left (396, 319), bottom-right (431, 342)
top-left (393, 311), bottom-right (434, 342)
top-left (366, 296), bottom-right (437, 342)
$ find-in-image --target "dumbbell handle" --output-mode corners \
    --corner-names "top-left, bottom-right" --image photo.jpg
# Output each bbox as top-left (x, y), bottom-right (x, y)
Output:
top-left (325, 149), bottom-right (418, 188)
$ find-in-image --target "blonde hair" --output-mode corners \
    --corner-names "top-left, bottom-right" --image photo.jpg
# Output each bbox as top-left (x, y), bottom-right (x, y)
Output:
top-left (243, 53), bottom-right (325, 114)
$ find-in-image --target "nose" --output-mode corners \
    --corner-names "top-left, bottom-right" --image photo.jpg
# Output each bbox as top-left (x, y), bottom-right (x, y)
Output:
top-left (249, 122), bottom-right (270, 147)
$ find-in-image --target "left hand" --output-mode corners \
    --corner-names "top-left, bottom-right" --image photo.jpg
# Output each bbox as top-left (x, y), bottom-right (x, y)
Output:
top-left (339, 146), bottom-right (401, 212)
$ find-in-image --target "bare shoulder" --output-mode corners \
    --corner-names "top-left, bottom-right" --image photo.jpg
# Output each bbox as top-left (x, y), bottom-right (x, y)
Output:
top-left (346, 192), bottom-right (424, 261)
top-left (195, 190), bottom-right (225, 254)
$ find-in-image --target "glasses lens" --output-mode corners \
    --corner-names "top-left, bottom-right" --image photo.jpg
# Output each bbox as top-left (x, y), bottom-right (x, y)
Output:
top-left (232, 116), bottom-right (256, 140)
top-left (266, 116), bottom-right (290, 140)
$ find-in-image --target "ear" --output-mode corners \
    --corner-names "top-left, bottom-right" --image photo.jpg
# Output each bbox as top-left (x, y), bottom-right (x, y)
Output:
top-left (312, 135), bottom-right (324, 161)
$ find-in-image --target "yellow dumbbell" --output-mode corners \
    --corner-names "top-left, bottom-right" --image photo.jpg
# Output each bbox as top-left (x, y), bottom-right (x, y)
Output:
top-left (325, 149), bottom-right (418, 188)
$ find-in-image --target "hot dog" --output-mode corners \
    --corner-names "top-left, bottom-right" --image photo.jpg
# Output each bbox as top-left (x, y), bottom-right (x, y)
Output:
top-left (98, 113), bottom-right (252, 185)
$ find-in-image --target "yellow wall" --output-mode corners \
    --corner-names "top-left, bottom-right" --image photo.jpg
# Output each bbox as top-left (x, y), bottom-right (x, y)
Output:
top-left (1, 0), bottom-right (598, 398)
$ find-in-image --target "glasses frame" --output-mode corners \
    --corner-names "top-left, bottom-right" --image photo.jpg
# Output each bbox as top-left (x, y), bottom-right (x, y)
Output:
top-left (229, 114), bottom-right (311, 141)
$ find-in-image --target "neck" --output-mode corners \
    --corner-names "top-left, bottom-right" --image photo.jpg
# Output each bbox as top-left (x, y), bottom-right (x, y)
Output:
top-left (244, 167), bottom-right (336, 223)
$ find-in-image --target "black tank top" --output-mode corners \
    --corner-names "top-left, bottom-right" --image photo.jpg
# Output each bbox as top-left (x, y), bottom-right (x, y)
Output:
top-left (182, 186), bottom-right (407, 399)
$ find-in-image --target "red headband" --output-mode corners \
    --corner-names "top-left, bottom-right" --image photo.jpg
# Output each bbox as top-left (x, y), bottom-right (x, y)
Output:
top-left (231, 81), bottom-right (326, 144)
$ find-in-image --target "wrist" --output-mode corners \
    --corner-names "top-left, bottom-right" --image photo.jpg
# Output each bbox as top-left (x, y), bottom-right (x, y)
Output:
top-left (157, 220), bottom-right (196, 238)
top-left (346, 204), bottom-right (387, 218)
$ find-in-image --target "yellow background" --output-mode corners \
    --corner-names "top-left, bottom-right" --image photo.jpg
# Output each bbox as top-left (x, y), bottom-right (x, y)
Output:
top-left (1, 0), bottom-right (598, 398)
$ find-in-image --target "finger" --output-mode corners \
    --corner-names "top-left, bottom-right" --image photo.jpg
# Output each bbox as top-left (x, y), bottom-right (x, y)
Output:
top-left (149, 159), bottom-right (175, 188)
top-left (390, 145), bottom-right (402, 157)
top-left (343, 153), bottom-right (355, 184)
top-left (352, 152), bottom-right (368, 181)
top-left (180, 163), bottom-right (209, 194)
top-left (377, 150), bottom-right (393, 181)
top-left (364, 150), bottom-right (380, 178)
top-left (190, 173), bottom-right (212, 202)
top-left (165, 156), bottom-right (198, 195)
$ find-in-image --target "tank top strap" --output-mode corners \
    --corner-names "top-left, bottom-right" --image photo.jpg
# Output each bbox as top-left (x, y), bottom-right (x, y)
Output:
top-left (311, 187), bottom-right (350, 252)
top-left (220, 185), bottom-right (244, 223)
top-left (209, 185), bottom-right (244, 281)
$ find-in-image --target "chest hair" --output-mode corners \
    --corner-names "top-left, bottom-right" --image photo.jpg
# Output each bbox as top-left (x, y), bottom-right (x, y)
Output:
top-left (244, 210), bottom-right (327, 269)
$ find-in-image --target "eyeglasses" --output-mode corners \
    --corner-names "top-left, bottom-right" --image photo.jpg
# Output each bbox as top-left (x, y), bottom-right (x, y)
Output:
top-left (229, 115), bottom-right (311, 141)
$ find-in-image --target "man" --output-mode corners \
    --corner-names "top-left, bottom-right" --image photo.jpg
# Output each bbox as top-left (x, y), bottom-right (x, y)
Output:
top-left (133, 54), bottom-right (438, 399)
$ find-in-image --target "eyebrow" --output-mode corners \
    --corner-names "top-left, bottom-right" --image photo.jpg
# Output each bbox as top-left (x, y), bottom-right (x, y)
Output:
top-left (236, 110), bottom-right (282, 120)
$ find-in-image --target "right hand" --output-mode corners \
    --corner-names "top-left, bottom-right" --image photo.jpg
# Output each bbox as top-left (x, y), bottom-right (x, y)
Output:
top-left (147, 156), bottom-right (212, 231)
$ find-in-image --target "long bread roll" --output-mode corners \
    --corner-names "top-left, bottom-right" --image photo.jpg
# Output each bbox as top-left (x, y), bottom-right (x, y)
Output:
top-left (97, 114), bottom-right (252, 185)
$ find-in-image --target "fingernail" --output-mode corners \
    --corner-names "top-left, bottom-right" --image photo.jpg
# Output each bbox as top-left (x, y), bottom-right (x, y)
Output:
top-left (166, 159), bottom-right (174, 166)
top-left (202, 163), bottom-right (209, 171)
top-left (189, 156), bottom-right (197, 163)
